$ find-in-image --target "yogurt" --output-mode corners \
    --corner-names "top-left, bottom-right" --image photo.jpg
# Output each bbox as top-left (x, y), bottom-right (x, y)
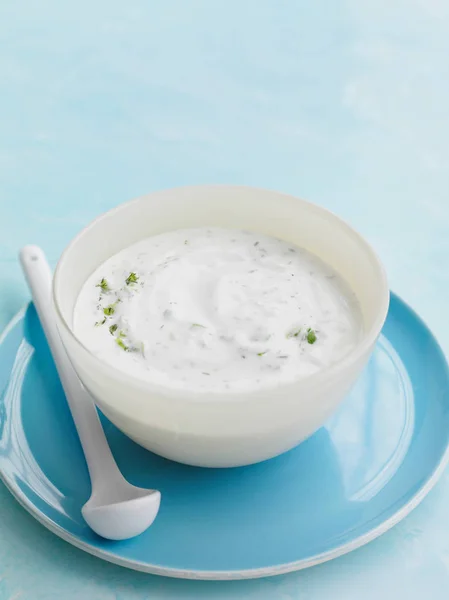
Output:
top-left (73, 227), bottom-right (363, 393)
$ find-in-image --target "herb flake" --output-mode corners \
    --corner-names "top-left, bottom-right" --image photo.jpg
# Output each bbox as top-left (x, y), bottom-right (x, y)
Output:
top-left (307, 328), bottom-right (317, 344)
top-left (96, 278), bottom-right (109, 291)
top-left (125, 272), bottom-right (139, 286)
top-left (103, 304), bottom-right (116, 316)
top-left (116, 337), bottom-right (129, 351)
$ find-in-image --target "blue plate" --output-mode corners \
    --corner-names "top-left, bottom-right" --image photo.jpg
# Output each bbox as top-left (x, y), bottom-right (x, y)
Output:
top-left (0, 293), bottom-right (448, 580)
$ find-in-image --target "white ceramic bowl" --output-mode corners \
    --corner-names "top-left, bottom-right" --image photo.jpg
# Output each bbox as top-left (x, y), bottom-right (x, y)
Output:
top-left (53, 185), bottom-right (389, 467)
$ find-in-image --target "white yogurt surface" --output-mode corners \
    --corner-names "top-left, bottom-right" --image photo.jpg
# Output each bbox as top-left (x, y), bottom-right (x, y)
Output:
top-left (74, 228), bottom-right (363, 393)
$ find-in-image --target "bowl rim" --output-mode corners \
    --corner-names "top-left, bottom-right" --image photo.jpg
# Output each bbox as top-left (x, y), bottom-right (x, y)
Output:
top-left (53, 184), bottom-right (390, 402)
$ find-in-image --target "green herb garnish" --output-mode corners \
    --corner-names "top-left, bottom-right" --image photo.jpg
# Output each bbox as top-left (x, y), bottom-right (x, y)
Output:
top-left (116, 337), bottom-right (129, 351)
top-left (125, 272), bottom-right (139, 285)
top-left (103, 304), bottom-right (116, 316)
top-left (257, 351), bottom-right (268, 356)
top-left (287, 328), bottom-right (301, 339)
top-left (109, 323), bottom-right (118, 335)
top-left (95, 317), bottom-right (106, 327)
top-left (96, 278), bottom-right (109, 291)
top-left (191, 323), bottom-right (206, 328)
top-left (307, 328), bottom-right (317, 344)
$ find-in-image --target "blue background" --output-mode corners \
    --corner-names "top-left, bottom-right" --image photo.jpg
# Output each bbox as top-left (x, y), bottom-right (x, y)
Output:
top-left (1, 1), bottom-right (449, 598)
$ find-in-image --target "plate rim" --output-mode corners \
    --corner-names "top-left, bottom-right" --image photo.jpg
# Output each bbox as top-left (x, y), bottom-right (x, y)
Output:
top-left (1, 296), bottom-right (449, 581)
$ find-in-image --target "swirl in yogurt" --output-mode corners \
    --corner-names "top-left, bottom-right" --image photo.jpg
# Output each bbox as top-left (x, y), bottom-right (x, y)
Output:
top-left (74, 228), bottom-right (363, 393)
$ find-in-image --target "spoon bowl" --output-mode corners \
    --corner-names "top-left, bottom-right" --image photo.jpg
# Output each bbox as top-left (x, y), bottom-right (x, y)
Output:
top-left (83, 487), bottom-right (161, 540)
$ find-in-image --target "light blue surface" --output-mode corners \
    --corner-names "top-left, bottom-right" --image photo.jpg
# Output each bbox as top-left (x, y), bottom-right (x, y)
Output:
top-left (1, 295), bottom-right (448, 580)
top-left (1, 0), bottom-right (449, 597)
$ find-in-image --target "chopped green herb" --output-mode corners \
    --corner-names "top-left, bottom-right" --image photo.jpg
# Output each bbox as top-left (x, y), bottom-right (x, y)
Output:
top-left (257, 351), bottom-right (268, 356)
top-left (125, 272), bottom-right (139, 285)
top-left (109, 323), bottom-right (118, 335)
top-left (103, 304), bottom-right (116, 316)
top-left (95, 317), bottom-right (106, 327)
top-left (116, 337), bottom-right (129, 351)
top-left (191, 323), bottom-right (206, 328)
top-left (287, 328), bottom-right (301, 339)
top-left (307, 328), bottom-right (317, 344)
top-left (96, 278), bottom-right (109, 291)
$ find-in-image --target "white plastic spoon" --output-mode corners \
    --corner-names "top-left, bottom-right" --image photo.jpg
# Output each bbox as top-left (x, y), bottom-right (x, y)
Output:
top-left (19, 245), bottom-right (161, 540)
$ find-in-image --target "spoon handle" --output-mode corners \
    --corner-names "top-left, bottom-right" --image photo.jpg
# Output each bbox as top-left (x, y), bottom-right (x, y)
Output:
top-left (19, 245), bottom-right (122, 485)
